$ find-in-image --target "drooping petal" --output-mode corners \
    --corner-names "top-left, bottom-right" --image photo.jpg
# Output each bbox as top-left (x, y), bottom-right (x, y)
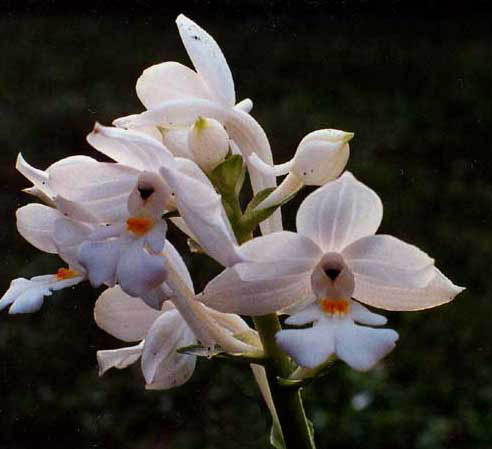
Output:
top-left (136, 61), bottom-right (213, 109)
top-left (97, 342), bottom-right (144, 376)
top-left (200, 266), bottom-right (312, 316)
top-left (164, 239), bottom-right (194, 293)
top-left (176, 14), bottom-right (236, 107)
top-left (116, 242), bottom-right (167, 298)
top-left (94, 286), bottom-right (162, 342)
top-left (335, 320), bottom-right (398, 371)
top-left (16, 204), bottom-right (63, 253)
top-left (160, 164), bottom-right (241, 267)
top-left (114, 99), bottom-right (281, 234)
top-left (276, 325), bottom-right (335, 369)
top-left (141, 309), bottom-right (196, 389)
top-left (349, 301), bottom-right (388, 326)
top-left (87, 123), bottom-right (175, 172)
top-left (78, 240), bottom-right (121, 287)
top-left (343, 234), bottom-right (436, 289)
top-left (296, 172), bottom-right (383, 252)
top-left (352, 266), bottom-right (465, 311)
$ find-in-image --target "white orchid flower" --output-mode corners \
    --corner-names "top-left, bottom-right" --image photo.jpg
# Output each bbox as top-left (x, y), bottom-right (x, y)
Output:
top-left (275, 254), bottom-right (399, 370)
top-left (114, 15), bottom-right (282, 235)
top-left (77, 171), bottom-right (170, 298)
top-left (0, 268), bottom-right (84, 314)
top-left (200, 172), bottom-right (463, 368)
top-left (249, 129), bottom-right (353, 210)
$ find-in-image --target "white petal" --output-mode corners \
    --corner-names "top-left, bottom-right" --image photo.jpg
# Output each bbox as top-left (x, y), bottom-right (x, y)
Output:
top-left (16, 153), bottom-right (54, 198)
top-left (142, 309), bottom-right (196, 389)
top-left (234, 98), bottom-right (253, 113)
top-left (94, 286), bottom-right (162, 342)
top-left (87, 123), bottom-right (175, 172)
top-left (335, 321), bottom-right (398, 371)
top-left (145, 221), bottom-right (167, 254)
top-left (169, 217), bottom-right (197, 241)
top-left (352, 266), bottom-right (464, 311)
top-left (0, 278), bottom-right (37, 311)
top-left (238, 231), bottom-right (322, 264)
top-left (343, 234), bottom-right (436, 289)
top-left (78, 240), bottom-right (121, 287)
top-left (349, 301), bottom-right (387, 326)
top-left (201, 266), bottom-right (312, 316)
top-left (296, 172), bottom-right (383, 252)
top-left (117, 242), bottom-right (167, 298)
top-left (97, 342), bottom-right (144, 376)
top-left (176, 14), bottom-right (235, 107)
top-left (16, 204), bottom-right (63, 253)
top-left (136, 61), bottom-right (213, 109)
top-left (284, 303), bottom-right (321, 326)
top-left (160, 127), bottom-right (193, 159)
top-left (205, 307), bottom-right (251, 334)
top-left (276, 325), bottom-right (335, 368)
top-left (53, 195), bottom-right (98, 223)
top-left (48, 158), bottom-right (138, 222)
top-left (173, 156), bottom-right (214, 187)
top-left (163, 240), bottom-right (194, 293)
top-left (114, 99), bottom-right (281, 234)
top-left (160, 164), bottom-right (241, 267)
top-left (0, 274), bottom-right (83, 314)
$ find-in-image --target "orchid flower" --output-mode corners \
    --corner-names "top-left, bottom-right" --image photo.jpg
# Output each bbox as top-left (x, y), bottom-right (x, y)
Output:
top-left (0, 268), bottom-right (84, 314)
top-left (200, 172), bottom-right (463, 369)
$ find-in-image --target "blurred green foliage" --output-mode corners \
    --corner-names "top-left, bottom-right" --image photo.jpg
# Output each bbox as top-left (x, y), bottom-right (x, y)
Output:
top-left (0, 7), bottom-right (490, 449)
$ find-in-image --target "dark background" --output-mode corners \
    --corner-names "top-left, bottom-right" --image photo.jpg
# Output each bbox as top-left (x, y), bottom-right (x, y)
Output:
top-left (1, 1), bottom-right (491, 448)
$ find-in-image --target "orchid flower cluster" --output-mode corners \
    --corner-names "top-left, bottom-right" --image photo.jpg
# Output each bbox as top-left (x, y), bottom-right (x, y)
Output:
top-left (2, 14), bottom-right (463, 448)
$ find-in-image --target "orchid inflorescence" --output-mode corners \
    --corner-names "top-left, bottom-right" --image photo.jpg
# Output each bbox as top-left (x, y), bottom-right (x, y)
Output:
top-left (2, 14), bottom-right (464, 448)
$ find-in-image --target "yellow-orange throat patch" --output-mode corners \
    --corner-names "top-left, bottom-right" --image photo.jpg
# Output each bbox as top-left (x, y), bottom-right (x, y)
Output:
top-left (56, 267), bottom-right (79, 280)
top-left (320, 298), bottom-right (350, 316)
top-left (126, 217), bottom-right (154, 236)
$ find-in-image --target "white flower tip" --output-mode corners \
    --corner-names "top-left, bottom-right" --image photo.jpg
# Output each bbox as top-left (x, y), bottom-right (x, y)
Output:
top-left (235, 98), bottom-right (253, 113)
top-left (15, 152), bottom-right (26, 170)
top-left (292, 130), bottom-right (351, 186)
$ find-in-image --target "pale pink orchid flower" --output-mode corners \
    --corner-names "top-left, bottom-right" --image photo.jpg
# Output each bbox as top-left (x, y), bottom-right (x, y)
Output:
top-left (200, 171), bottom-right (464, 370)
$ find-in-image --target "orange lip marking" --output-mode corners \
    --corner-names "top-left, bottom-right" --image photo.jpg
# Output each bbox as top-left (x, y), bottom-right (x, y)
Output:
top-left (56, 267), bottom-right (78, 280)
top-left (126, 217), bottom-right (154, 236)
top-left (320, 298), bottom-right (350, 316)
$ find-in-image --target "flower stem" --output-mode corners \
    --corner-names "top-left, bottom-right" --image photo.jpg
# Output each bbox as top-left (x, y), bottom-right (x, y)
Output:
top-left (253, 314), bottom-right (316, 449)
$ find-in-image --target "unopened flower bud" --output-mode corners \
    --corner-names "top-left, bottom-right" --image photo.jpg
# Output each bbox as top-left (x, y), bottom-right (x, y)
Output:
top-left (188, 117), bottom-right (230, 173)
top-left (291, 129), bottom-right (353, 186)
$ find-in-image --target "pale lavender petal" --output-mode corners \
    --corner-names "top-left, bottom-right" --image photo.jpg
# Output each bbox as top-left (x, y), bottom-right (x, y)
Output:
top-left (296, 172), bottom-right (383, 252)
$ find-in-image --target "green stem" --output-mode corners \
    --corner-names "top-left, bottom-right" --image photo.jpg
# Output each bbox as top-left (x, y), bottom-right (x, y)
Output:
top-left (253, 315), bottom-right (316, 449)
